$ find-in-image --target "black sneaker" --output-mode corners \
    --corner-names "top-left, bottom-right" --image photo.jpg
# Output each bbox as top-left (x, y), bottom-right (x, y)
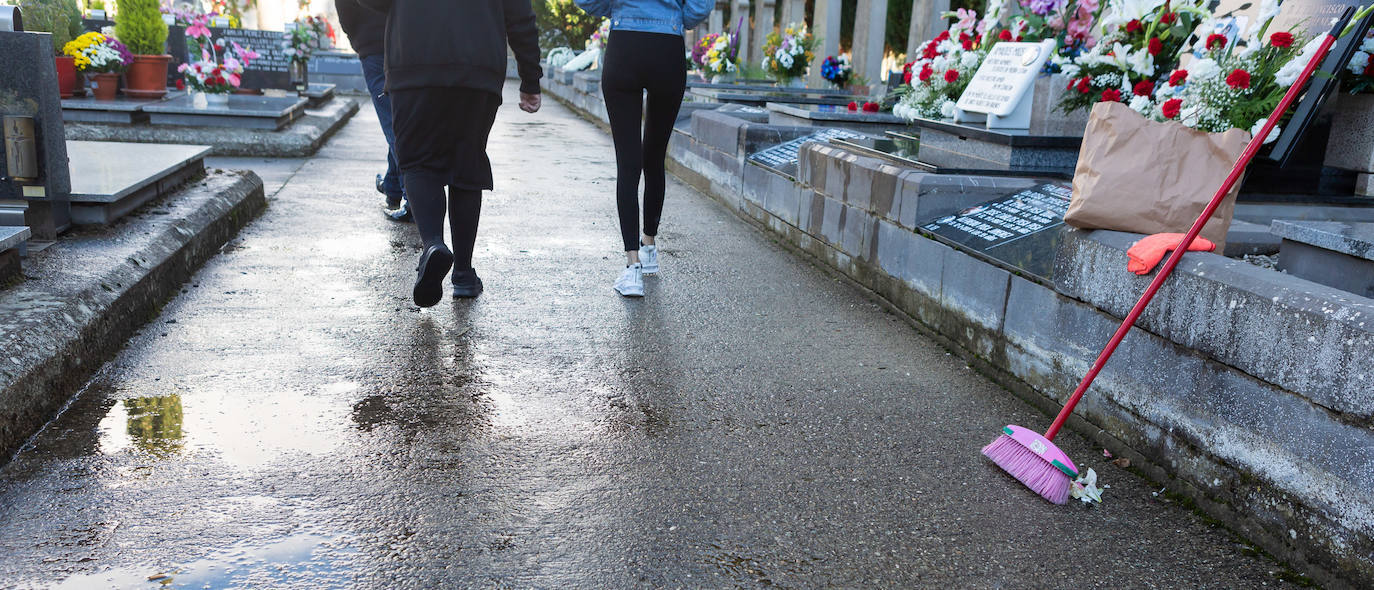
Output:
top-left (451, 268), bottom-right (484, 298)
top-left (413, 244), bottom-right (454, 307)
top-left (375, 173), bottom-right (387, 195)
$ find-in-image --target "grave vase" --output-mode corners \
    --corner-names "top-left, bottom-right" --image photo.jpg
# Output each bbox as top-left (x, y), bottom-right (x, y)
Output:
top-left (55, 56), bottom-right (78, 98)
top-left (206, 93), bottom-right (229, 108)
top-left (777, 76), bottom-right (804, 88)
top-left (89, 72), bottom-right (120, 101)
top-left (1323, 93), bottom-right (1374, 173)
top-left (710, 72), bottom-right (737, 84)
top-left (290, 60), bottom-right (309, 92)
top-left (126, 54), bottom-right (171, 99)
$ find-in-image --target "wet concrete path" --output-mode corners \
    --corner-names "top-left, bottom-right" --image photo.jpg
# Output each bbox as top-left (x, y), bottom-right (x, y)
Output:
top-left (1, 83), bottom-right (1302, 588)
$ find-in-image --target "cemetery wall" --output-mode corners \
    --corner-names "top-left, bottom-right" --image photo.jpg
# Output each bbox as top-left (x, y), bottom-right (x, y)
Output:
top-left (538, 69), bottom-right (1374, 588)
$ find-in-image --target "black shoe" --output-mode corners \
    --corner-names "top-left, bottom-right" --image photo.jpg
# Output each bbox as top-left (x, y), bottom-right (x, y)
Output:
top-left (451, 268), bottom-right (484, 298)
top-left (413, 244), bottom-right (454, 308)
top-left (375, 173), bottom-right (386, 195)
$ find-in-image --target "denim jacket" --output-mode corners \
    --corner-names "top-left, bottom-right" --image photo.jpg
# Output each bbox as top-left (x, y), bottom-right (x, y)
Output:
top-left (573, 0), bottom-right (712, 36)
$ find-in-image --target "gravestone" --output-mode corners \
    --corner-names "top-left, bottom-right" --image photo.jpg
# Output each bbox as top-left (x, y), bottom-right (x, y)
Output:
top-left (907, 0), bottom-right (951, 56)
top-left (747, 127), bottom-right (868, 177)
top-left (753, 0), bottom-right (777, 66)
top-left (921, 182), bottom-right (1074, 281)
top-left (955, 40), bottom-right (1057, 128)
top-left (779, 0), bottom-right (805, 28)
top-left (709, 0), bottom-right (727, 33)
top-left (1271, 220), bottom-right (1374, 297)
top-left (852, 0), bottom-right (889, 85)
top-left (807, 0), bottom-right (843, 87)
top-left (0, 31), bottom-right (72, 240)
top-left (1269, 0), bottom-right (1365, 36)
top-left (207, 27), bottom-right (292, 90)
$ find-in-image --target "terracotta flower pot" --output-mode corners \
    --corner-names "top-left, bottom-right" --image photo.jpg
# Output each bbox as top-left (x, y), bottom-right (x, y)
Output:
top-left (125, 54), bottom-right (171, 99)
top-left (89, 72), bottom-right (120, 101)
top-left (55, 56), bottom-right (77, 98)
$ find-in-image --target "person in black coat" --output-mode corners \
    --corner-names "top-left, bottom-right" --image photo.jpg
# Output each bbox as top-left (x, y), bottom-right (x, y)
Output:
top-left (357, 0), bottom-right (543, 306)
top-left (336, 0), bottom-right (411, 221)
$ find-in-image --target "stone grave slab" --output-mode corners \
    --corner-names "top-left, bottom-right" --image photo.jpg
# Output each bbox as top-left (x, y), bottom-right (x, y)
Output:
top-left (903, 117), bottom-right (1082, 177)
top-left (832, 131), bottom-right (1073, 180)
top-left (0, 225), bottom-right (30, 281)
top-left (920, 183), bottom-right (1074, 282)
top-left (66, 141), bottom-right (209, 225)
top-left (308, 50), bottom-right (366, 93)
top-left (747, 128), bottom-right (869, 179)
top-left (767, 102), bottom-right (908, 133)
top-left (688, 87), bottom-right (855, 107)
top-left (144, 94), bottom-right (307, 130)
top-left (300, 83), bottom-right (336, 109)
top-left (1272, 220), bottom-right (1374, 298)
top-left (687, 80), bottom-right (820, 92)
top-left (60, 95), bottom-right (170, 124)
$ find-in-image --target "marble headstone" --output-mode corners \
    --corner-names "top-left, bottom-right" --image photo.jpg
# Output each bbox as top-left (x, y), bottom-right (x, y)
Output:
top-left (0, 31), bottom-right (72, 240)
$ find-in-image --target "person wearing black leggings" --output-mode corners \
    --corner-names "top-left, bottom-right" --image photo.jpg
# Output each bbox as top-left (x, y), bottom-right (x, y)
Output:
top-left (576, 0), bottom-right (711, 297)
top-left (362, 0), bottom-right (543, 307)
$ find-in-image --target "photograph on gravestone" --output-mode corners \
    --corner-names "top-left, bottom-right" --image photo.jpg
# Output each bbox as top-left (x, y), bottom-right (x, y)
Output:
top-left (207, 27), bottom-right (291, 90)
top-left (921, 183), bottom-right (1074, 281)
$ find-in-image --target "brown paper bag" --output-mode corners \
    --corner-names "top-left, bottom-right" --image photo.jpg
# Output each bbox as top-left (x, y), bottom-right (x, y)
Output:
top-left (1065, 101), bottom-right (1250, 250)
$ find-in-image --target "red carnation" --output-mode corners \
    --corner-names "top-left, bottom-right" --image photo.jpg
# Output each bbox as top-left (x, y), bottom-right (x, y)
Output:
top-left (923, 43), bottom-right (939, 59)
top-left (962, 38), bottom-right (974, 50)
top-left (1100, 88), bottom-right (1122, 102)
top-left (1206, 34), bottom-right (1227, 50)
top-left (1066, 77), bottom-right (1076, 90)
top-left (1126, 19), bottom-right (1142, 33)
top-left (1148, 37), bottom-right (1163, 56)
top-left (959, 32), bottom-right (971, 43)
top-left (862, 102), bottom-right (880, 113)
top-left (175, 78), bottom-right (185, 90)
top-left (1160, 12), bottom-right (1177, 24)
top-left (919, 64), bottom-right (933, 82)
top-left (999, 29), bottom-right (1013, 41)
top-left (944, 69), bottom-right (959, 83)
top-left (935, 31), bottom-right (950, 42)
top-left (1133, 79), bottom-right (1155, 96)
top-left (847, 101), bottom-right (859, 111)
top-left (1161, 98), bottom-right (1183, 119)
top-left (1270, 31), bottom-right (1294, 48)
top-left (1226, 68), bottom-right (1251, 89)
top-left (903, 69), bottom-right (913, 83)
top-left (1168, 69), bottom-right (1188, 86)
top-left (1076, 76), bottom-right (1092, 93)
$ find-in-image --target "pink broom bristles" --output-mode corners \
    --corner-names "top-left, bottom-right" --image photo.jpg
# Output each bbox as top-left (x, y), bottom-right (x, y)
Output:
top-left (982, 434), bottom-right (1071, 505)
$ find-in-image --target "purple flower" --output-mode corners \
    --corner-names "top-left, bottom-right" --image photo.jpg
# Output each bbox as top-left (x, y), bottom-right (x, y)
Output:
top-left (108, 37), bottom-right (134, 67)
top-left (1022, 0), bottom-right (1067, 16)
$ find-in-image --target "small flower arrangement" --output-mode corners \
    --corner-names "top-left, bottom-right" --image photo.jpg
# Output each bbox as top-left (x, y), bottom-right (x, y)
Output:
top-left (892, 11), bottom-right (992, 120)
top-left (177, 38), bottom-right (258, 94)
top-left (761, 23), bottom-right (817, 83)
top-left (1056, 0), bottom-right (1210, 114)
top-left (1343, 27), bottom-right (1374, 94)
top-left (283, 16), bottom-right (328, 63)
top-left (695, 30), bottom-right (741, 77)
top-left (587, 18), bottom-right (611, 52)
top-left (62, 31), bottom-right (133, 73)
top-left (820, 54), bottom-right (853, 89)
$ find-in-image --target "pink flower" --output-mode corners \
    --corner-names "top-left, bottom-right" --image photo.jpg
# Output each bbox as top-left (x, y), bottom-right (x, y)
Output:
top-left (185, 20), bottom-right (211, 40)
top-left (955, 8), bottom-right (978, 31)
top-left (227, 73), bottom-right (241, 87)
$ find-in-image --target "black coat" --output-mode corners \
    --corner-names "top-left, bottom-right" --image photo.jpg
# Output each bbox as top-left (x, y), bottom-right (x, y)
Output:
top-left (336, 0), bottom-right (386, 58)
top-left (355, 0), bottom-right (543, 96)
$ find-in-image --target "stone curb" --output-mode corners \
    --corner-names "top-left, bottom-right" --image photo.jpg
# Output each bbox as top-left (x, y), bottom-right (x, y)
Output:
top-left (0, 171), bottom-right (267, 461)
top-left (64, 98), bottom-right (359, 158)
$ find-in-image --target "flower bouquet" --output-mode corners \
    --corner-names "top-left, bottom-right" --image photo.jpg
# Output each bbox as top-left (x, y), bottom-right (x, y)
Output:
top-left (1343, 27), bottom-right (1374, 94)
top-left (695, 30), bottom-right (741, 82)
top-left (1007, 0), bottom-right (1107, 67)
top-left (63, 31), bottom-right (133, 100)
top-left (819, 54), bottom-right (853, 89)
top-left (177, 38), bottom-right (258, 107)
top-left (1056, 0), bottom-right (1210, 115)
top-left (761, 23), bottom-right (816, 86)
top-left (891, 11), bottom-right (993, 120)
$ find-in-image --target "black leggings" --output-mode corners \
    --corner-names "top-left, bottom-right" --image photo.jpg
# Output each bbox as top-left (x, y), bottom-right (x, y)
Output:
top-left (601, 30), bottom-right (686, 252)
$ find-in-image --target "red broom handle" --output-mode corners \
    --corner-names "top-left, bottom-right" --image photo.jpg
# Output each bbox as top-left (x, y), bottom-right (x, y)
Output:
top-left (1042, 32), bottom-right (1339, 441)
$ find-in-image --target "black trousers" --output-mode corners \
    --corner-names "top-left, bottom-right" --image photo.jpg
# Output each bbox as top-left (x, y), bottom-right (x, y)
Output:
top-left (391, 87), bottom-right (501, 269)
top-left (601, 30), bottom-right (686, 252)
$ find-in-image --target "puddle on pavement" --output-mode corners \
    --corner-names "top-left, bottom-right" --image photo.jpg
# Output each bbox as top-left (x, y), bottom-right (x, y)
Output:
top-left (46, 533), bottom-right (356, 589)
top-left (96, 386), bottom-right (348, 469)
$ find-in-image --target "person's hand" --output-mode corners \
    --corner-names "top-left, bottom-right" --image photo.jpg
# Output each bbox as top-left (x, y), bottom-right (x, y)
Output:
top-left (519, 92), bottom-right (541, 113)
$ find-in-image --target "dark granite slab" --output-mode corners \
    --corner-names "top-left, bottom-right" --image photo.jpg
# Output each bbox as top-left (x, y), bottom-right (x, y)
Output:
top-left (905, 116), bottom-right (1084, 148)
top-left (144, 94), bottom-right (307, 130)
top-left (60, 95), bottom-right (171, 124)
top-left (920, 183), bottom-right (1075, 282)
top-left (833, 133), bottom-right (1074, 180)
top-left (300, 83), bottom-right (335, 108)
top-left (0, 225), bottom-right (29, 252)
top-left (689, 88), bottom-right (853, 107)
top-left (747, 128), bottom-right (869, 179)
top-left (66, 141), bottom-right (209, 224)
top-left (687, 81), bottom-right (846, 96)
top-left (767, 102), bottom-right (908, 133)
top-left (1271, 220), bottom-right (1374, 261)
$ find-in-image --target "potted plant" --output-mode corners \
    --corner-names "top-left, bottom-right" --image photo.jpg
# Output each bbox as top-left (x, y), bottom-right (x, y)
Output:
top-left (18, 0), bottom-right (84, 97)
top-left (177, 36), bottom-right (257, 109)
top-left (761, 23), bottom-right (817, 87)
top-left (115, 0), bottom-right (170, 98)
top-left (63, 31), bottom-right (133, 100)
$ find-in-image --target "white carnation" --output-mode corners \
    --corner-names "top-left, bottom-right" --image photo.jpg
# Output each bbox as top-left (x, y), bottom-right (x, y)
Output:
top-left (1189, 58), bottom-right (1220, 80)
top-left (939, 99), bottom-right (958, 118)
top-left (1127, 48), bottom-right (1156, 77)
top-left (1129, 95), bottom-right (1153, 115)
top-left (961, 51), bottom-right (981, 68)
top-left (1250, 118), bottom-right (1280, 144)
top-left (1348, 51), bottom-right (1371, 75)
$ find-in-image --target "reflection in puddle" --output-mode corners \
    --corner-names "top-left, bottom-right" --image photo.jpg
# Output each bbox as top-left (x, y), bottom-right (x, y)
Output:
top-left (48, 533), bottom-right (356, 589)
top-left (98, 396), bottom-right (185, 458)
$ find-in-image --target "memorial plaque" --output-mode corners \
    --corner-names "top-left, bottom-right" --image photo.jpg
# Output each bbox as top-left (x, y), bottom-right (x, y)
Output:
top-left (1269, 0), bottom-right (1364, 35)
top-left (207, 27), bottom-right (291, 90)
top-left (957, 40), bottom-right (1056, 119)
top-left (921, 182), bottom-right (1073, 280)
top-left (747, 128), bottom-right (867, 177)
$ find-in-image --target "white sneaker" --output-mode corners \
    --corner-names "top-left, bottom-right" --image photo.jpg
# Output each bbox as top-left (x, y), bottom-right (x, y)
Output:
top-left (639, 244), bottom-right (659, 275)
top-left (614, 263), bottom-right (644, 297)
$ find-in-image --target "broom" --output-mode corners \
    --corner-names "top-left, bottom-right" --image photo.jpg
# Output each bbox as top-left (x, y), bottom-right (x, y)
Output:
top-left (981, 12), bottom-right (1355, 505)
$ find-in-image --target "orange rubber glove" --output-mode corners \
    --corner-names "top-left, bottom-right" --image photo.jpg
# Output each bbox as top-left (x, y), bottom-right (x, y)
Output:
top-left (1126, 233), bottom-right (1216, 275)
